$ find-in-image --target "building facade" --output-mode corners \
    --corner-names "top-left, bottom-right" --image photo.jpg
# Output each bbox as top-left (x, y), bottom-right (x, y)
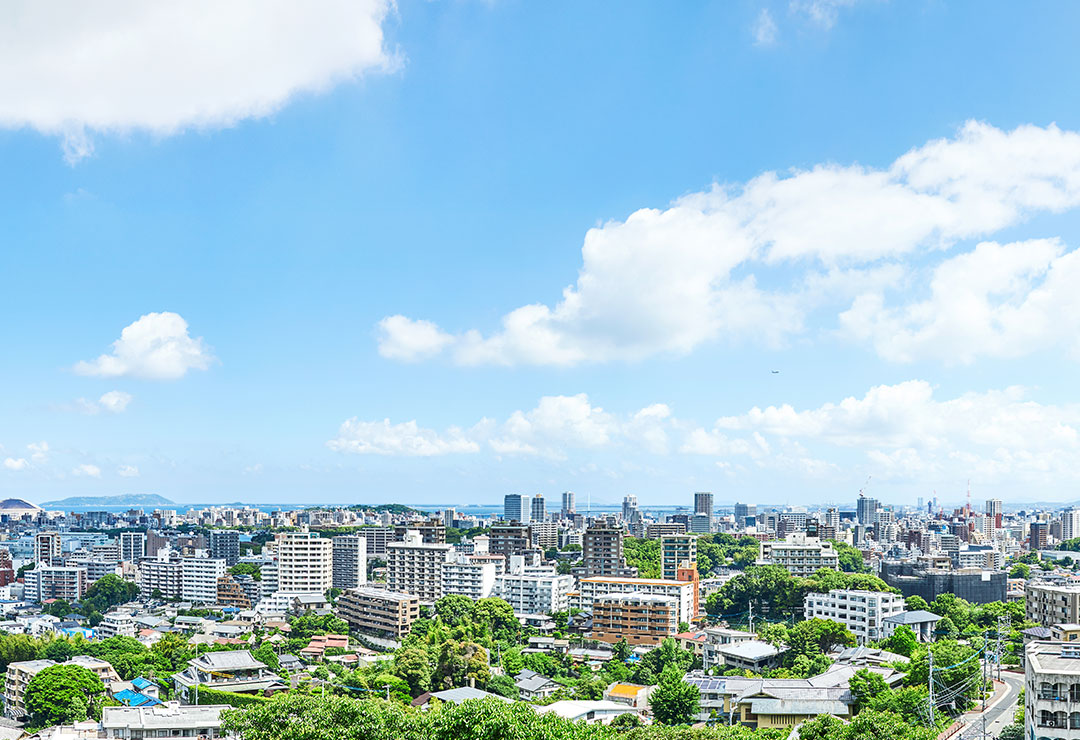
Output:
top-left (336, 587), bottom-right (420, 637)
top-left (803, 589), bottom-right (905, 645)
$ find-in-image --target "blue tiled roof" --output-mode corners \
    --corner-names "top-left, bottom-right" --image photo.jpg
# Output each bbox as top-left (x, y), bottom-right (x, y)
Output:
top-left (131, 677), bottom-right (156, 690)
top-left (114, 689), bottom-right (161, 707)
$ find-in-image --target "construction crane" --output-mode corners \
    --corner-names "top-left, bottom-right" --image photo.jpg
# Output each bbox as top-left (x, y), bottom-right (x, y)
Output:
top-left (858, 476), bottom-right (871, 498)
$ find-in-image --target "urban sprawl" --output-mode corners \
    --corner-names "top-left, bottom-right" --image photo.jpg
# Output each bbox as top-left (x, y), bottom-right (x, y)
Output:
top-left (0, 492), bottom-right (1070, 740)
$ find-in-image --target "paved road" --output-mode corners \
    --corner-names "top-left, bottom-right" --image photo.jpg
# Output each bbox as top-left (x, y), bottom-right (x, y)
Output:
top-left (960, 672), bottom-right (1024, 739)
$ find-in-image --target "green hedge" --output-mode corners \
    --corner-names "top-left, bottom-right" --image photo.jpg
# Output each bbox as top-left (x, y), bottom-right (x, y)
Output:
top-left (193, 685), bottom-right (273, 707)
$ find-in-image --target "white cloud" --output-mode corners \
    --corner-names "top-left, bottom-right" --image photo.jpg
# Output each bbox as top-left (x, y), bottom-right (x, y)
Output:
top-left (378, 122), bottom-right (1080, 366)
top-left (73, 464), bottom-right (101, 478)
top-left (76, 390), bottom-right (134, 414)
top-left (75, 312), bottom-right (214, 380)
top-left (3, 458), bottom-right (28, 471)
top-left (840, 239), bottom-right (1080, 363)
top-left (714, 380), bottom-right (1080, 482)
top-left (790, 0), bottom-right (862, 30)
top-left (0, 1), bottom-right (394, 162)
top-left (753, 9), bottom-right (779, 46)
top-left (327, 419), bottom-right (480, 457)
top-left (117, 465), bottom-right (140, 478)
top-left (28, 442), bottom-right (49, 463)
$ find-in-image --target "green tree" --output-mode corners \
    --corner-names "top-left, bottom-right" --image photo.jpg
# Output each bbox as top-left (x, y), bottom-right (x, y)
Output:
top-left (500, 646), bottom-right (525, 676)
top-left (936, 616), bottom-right (958, 640)
top-left (434, 595), bottom-right (476, 628)
top-left (230, 563), bottom-right (262, 581)
top-left (787, 618), bottom-right (856, 658)
top-left (24, 664), bottom-right (105, 729)
top-left (905, 595), bottom-right (929, 611)
top-left (882, 625), bottom-right (918, 658)
top-left (849, 668), bottom-right (889, 710)
top-left (486, 674), bottom-right (519, 699)
top-left (612, 639), bottom-right (631, 662)
top-left (649, 666), bottom-right (700, 725)
top-left (82, 574), bottom-right (140, 613)
top-left (831, 540), bottom-right (869, 573)
top-left (393, 646), bottom-right (433, 696)
top-left (1009, 563), bottom-right (1030, 579)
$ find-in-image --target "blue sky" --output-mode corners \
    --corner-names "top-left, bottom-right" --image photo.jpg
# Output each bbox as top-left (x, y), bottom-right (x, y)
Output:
top-left (4, 0), bottom-right (1080, 508)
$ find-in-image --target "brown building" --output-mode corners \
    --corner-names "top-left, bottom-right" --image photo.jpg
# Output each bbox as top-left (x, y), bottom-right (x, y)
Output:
top-left (577, 526), bottom-right (637, 578)
top-left (393, 521), bottom-right (446, 544)
top-left (216, 575), bottom-right (252, 609)
top-left (489, 523), bottom-right (532, 561)
top-left (592, 592), bottom-right (679, 646)
top-left (336, 587), bottom-right (420, 638)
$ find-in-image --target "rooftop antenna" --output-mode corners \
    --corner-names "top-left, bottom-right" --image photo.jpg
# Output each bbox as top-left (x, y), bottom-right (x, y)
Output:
top-left (966, 479), bottom-right (972, 515)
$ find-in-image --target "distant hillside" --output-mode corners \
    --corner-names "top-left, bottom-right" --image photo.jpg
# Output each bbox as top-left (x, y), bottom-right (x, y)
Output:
top-left (41, 494), bottom-right (175, 507)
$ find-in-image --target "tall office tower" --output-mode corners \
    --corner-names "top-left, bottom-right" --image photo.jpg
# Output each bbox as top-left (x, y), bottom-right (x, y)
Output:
top-left (985, 499), bottom-right (1003, 519)
top-left (531, 495), bottom-right (547, 523)
top-left (856, 497), bottom-right (879, 527)
top-left (660, 533), bottom-right (697, 581)
top-left (579, 525), bottom-right (637, 577)
top-left (694, 492), bottom-right (714, 518)
top-left (119, 531), bottom-right (146, 563)
top-left (332, 535), bottom-right (368, 590)
top-left (734, 502), bottom-right (756, 524)
top-left (208, 530), bottom-right (241, 567)
top-left (1030, 521), bottom-right (1049, 550)
top-left (622, 494), bottom-right (639, 522)
top-left (1063, 508), bottom-right (1080, 541)
top-left (503, 493), bottom-right (532, 524)
top-left (825, 507), bottom-right (840, 530)
top-left (442, 508), bottom-right (456, 527)
top-left (916, 497), bottom-right (924, 512)
top-left (274, 531), bottom-right (333, 594)
top-left (34, 532), bottom-right (61, 565)
top-left (561, 491), bottom-right (576, 519)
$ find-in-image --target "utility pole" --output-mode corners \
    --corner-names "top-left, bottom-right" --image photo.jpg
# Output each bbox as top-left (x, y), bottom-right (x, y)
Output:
top-left (748, 602), bottom-right (754, 634)
top-left (996, 615), bottom-right (1010, 681)
top-left (928, 649), bottom-right (935, 727)
top-left (981, 646), bottom-right (987, 712)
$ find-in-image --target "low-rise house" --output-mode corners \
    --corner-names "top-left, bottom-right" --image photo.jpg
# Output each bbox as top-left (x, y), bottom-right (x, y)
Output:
top-left (514, 669), bottom-right (561, 700)
top-left (535, 700), bottom-right (643, 725)
top-left (704, 639), bottom-right (785, 673)
top-left (101, 702), bottom-right (229, 739)
top-left (701, 626), bottom-right (756, 670)
top-left (411, 687), bottom-right (513, 707)
top-left (603, 682), bottom-right (653, 709)
top-left (684, 672), bottom-right (855, 727)
top-left (111, 676), bottom-right (162, 707)
top-left (300, 634), bottom-right (350, 660)
top-left (881, 610), bottom-right (942, 642)
top-left (1053, 623), bottom-right (1080, 642)
top-left (172, 649), bottom-right (287, 701)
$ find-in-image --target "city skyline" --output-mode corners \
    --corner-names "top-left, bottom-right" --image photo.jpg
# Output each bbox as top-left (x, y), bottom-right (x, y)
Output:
top-left (5, 2), bottom-right (1080, 505)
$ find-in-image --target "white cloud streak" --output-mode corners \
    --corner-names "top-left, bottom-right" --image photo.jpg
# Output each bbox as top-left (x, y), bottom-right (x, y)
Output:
top-left (378, 122), bottom-right (1080, 367)
top-left (0, 1), bottom-right (394, 162)
top-left (75, 312), bottom-right (214, 380)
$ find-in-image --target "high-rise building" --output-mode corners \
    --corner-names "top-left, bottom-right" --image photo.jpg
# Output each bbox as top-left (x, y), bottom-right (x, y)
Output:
top-left (694, 492), bottom-right (714, 518)
top-left (825, 508), bottom-right (840, 530)
top-left (34, 533), bottom-right (61, 565)
top-left (181, 557), bottom-right (227, 604)
top-left (1030, 522), bottom-right (1049, 551)
top-left (856, 497), bottom-right (879, 527)
top-left (442, 508), bottom-right (456, 527)
top-left (332, 535), bottom-right (368, 590)
top-left (275, 530), bottom-right (333, 595)
top-left (503, 494), bottom-right (532, 524)
top-left (386, 530), bottom-right (452, 603)
top-left (578, 525), bottom-right (637, 577)
top-left (489, 523), bottom-right (532, 561)
top-left (119, 531), bottom-right (146, 563)
top-left (690, 514), bottom-right (712, 534)
top-left (561, 491), bottom-right (576, 519)
top-left (531, 495), bottom-right (547, 523)
top-left (1063, 508), bottom-right (1080, 541)
top-left (622, 494), bottom-right (639, 522)
top-left (985, 499), bottom-right (1003, 519)
top-left (734, 502), bottom-right (756, 525)
top-left (208, 530), bottom-right (240, 566)
top-left (660, 534), bottom-right (697, 581)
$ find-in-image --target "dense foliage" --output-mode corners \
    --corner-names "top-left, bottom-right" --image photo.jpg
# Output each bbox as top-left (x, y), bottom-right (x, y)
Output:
top-left (24, 664), bottom-right (105, 729)
top-left (705, 565), bottom-right (894, 619)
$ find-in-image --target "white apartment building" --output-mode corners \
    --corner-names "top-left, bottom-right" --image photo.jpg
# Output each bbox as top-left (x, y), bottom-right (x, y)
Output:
top-left (96, 612), bottom-right (138, 639)
top-left (759, 535), bottom-right (839, 577)
top-left (442, 551), bottom-right (497, 600)
top-left (492, 558), bottom-right (572, 614)
top-left (574, 576), bottom-right (696, 625)
top-left (138, 551), bottom-right (182, 600)
top-left (181, 557), bottom-right (228, 604)
top-left (34, 532), bottom-right (61, 565)
top-left (1026, 641), bottom-right (1080, 739)
top-left (23, 565), bottom-right (87, 603)
top-left (803, 589), bottom-right (904, 645)
top-left (120, 532), bottom-right (146, 563)
top-left (1027, 582), bottom-right (1080, 627)
top-left (332, 535), bottom-right (368, 590)
top-left (275, 531), bottom-right (333, 594)
top-left (386, 530), bottom-right (452, 604)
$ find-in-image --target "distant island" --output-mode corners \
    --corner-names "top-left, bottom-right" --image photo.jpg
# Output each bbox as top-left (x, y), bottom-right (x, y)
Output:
top-left (40, 494), bottom-right (175, 507)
